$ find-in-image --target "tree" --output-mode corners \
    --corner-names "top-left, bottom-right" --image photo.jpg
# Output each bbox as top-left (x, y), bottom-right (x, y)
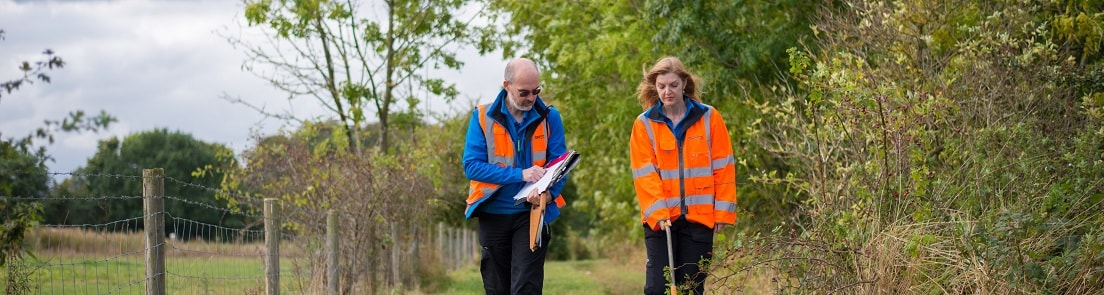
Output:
top-left (230, 0), bottom-right (497, 153)
top-left (486, 0), bottom-right (658, 243)
top-left (645, 0), bottom-right (818, 87)
top-left (0, 143), bottom-right (47, 268)
top-left (1, 29), bottom-right (114, 269)
top-left (488, 0), bottom-right (816, 241)
top-left (47, 129), bottom-right (242, 235)
top-left (199, 120), bottom-right (443, 291)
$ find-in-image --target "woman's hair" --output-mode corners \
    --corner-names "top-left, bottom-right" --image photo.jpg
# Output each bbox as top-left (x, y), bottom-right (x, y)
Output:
top-left (636, 56), bottom-right (701, 109)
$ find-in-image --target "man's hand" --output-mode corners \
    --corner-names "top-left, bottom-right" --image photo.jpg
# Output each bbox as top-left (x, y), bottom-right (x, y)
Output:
top-left (714, 223), bottom-right (730, 233)
top-left (527, 191), bottom-right (550, 205)
top-left (522, 165), bottom-right (546, 182)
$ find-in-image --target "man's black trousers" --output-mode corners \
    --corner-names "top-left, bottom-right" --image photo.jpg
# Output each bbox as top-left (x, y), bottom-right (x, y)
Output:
top-left (478, 212), bottom-right (551, 295)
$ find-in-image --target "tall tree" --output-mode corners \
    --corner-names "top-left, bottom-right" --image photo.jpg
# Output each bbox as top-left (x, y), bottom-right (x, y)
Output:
top-left (231, 0), bottom-right (497, 152)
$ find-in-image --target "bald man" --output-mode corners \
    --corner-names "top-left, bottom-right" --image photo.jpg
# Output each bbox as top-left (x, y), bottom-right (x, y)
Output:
top-left (462, 58), bottom-right (569, 294)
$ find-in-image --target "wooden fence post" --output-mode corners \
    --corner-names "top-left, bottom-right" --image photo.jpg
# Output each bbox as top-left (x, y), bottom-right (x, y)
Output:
top-left (391, 221), bottom-right (400, 287)
top-left (437, 223), bottom-right (444, 270)
top-left (464, 229), bottom-right (472, 267)
top-left (326, 209), bottom-right (338, 295)
top-left (264, 198), bottom-right (280, 295)
top-left (453, 227), bottom-right (461, 270)
top-left (143, 168), bottom-right (165, 295)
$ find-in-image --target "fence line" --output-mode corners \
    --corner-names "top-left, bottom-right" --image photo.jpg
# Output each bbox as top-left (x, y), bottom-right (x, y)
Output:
top-left (1, 169), bottom-right (480, 294)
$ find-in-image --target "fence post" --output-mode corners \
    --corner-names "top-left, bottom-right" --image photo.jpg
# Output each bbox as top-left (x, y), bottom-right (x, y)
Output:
top-left (437, 222), bottom-right (444, 270)
top-left (326, 209), bottom-right (338, 295)
top-left (264, 198), bottom-right (280, 295)
top-left (464, 229), bottom-right (472, 267)
top-left (143, 168), bottom-right (166, 295)
top-left (391, 221), bottom-right (400, 287)
top-left (452, 227), bottom-right (460, 270)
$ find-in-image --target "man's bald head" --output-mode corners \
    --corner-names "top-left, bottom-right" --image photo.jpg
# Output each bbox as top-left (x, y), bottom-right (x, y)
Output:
top-left (504, 58), bottom-right (540, 83)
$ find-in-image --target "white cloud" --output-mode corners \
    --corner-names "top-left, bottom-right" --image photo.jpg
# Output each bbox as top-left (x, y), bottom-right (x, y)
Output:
top-left (1, 0), bottom-right (507, 177)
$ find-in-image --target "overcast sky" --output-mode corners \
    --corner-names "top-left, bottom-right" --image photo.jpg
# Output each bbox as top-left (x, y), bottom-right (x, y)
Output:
top-left (1, 0), bottom-right (505, 178)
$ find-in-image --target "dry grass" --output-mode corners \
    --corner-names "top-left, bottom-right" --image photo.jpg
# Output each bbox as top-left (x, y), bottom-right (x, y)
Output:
top-left (23, 227), bottom-right (298, 257)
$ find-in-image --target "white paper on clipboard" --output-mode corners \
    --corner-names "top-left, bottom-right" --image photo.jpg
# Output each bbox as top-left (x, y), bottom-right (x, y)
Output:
top-left (512, 150), bottom-right (579, 204)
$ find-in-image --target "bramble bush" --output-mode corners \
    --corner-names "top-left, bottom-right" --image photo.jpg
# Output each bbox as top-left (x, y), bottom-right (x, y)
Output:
top-left (711, 0), bottom-right (1104, 293)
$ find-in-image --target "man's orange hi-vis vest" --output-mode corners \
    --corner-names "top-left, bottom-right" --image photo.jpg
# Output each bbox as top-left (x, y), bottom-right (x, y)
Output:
top-left (466, 104), bottom-right (566, 217)
top-left (630, 103), bottom-right (737, 231)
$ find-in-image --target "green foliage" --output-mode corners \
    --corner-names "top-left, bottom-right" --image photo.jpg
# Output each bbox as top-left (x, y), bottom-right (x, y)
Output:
top-left (0, 29), bottom-right (64, 99)
top-left (646, 0), bottom-right (818, 87)
top-left (489, 0), bottom-right (654, 245)
top-left (1047, 0), bottom-right (1104, 63)
top-left (0, 143), bottom-right (47, 267)
top-left (489, 0), bottom-right (814, 249)
top-left (723, 0), bottom-right (1104, 293)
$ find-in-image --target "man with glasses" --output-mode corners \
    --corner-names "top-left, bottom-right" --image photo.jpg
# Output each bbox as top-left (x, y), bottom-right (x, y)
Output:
top-left (462, 58), bottom-right (569, 294)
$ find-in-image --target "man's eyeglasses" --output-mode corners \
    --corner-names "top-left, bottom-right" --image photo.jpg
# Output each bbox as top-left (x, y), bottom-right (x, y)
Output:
top-left (516, 86), bottom-right (542, 98)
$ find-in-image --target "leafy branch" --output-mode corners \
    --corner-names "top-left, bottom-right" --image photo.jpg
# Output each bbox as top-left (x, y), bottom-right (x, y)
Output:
top-left (0, 30), bottom-right (66, 102)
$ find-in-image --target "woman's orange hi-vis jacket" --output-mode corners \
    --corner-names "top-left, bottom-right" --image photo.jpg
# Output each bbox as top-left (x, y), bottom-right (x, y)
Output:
top-left (630, 98), bottom-right (737, 231)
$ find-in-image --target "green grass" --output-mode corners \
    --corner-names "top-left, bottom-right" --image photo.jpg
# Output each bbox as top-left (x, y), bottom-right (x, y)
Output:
top-left (7, 256), bottom-right (646, 294)
top-left (430, 259), bottom-right (644, 295)
top-left (9, 228), bottom-right (646, 294)
top-left (2, 255), bottom-right (306, 294)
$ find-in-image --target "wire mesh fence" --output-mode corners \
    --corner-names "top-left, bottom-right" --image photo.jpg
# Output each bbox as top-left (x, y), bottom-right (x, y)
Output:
top-left (1, 169), bottom-right (479, 294)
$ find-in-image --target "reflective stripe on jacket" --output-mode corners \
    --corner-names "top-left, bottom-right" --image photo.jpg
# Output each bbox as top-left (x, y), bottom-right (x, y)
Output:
top-left (630, 99), bottom-right (737, 231)
top-left (465, 103), bottom-right (567, 219)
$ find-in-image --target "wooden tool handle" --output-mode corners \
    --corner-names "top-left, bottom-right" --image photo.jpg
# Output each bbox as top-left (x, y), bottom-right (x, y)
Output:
top-left (529, 192), bottom-right (551, 252)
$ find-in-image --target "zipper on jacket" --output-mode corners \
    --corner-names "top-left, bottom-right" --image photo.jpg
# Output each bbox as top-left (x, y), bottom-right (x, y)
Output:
top-left (677, 143), bottom-right (688, 217)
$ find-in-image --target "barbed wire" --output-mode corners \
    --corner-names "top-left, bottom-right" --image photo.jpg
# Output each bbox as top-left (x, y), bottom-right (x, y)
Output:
top-left (41, 215), bottom-right (145, 231)
top-left (163, 194), bottom-right (267, 219)
top-left (13, 170), bottom-right (452, 226)
top-left (1, 194), bottom-right (143, 201)
top-left (6, 169), bottom-right (266, 201)
top-left (47, 170), bottom-right (145, 181)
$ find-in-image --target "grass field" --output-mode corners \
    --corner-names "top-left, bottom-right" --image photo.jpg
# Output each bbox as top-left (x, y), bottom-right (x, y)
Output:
top-left (5, 256), bottom-right (644, 295)
top-left (2, 255), bottom-right (308, 294)
top-left (6, 228), bottom-right (649, 294)
top-left (430, 259), bottom-right (645, 295)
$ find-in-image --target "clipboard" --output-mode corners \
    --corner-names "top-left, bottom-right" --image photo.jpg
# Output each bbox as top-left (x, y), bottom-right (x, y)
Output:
top-left (513, 150), bottom-right (580, 205)
top-left (523, 150), bottom-right (580, 251)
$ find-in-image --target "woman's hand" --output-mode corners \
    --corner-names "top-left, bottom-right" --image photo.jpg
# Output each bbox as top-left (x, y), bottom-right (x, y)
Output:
top-left (714, 223), bottom-right (730, 233)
